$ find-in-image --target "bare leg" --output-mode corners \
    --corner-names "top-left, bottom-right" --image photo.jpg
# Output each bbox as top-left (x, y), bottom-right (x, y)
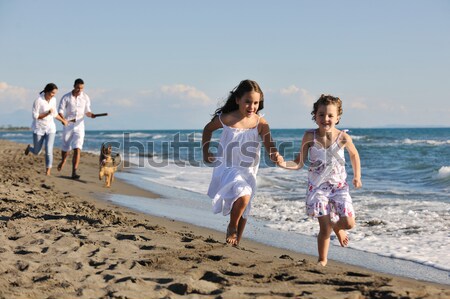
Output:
top-left (58, 151), bottom-right (68, 171)
top-left (227, 195), bottom-right (250, 246)
top-left (332, 216), bottom-right (355, 247)
top-left (46, 168), bottom-right (51, 176)
top-left (317, 216), bottom-right (333, 266)
top-left (236, 217), bottom-right (247, 245)
top-left (72, 149), bottom-right (81, 178)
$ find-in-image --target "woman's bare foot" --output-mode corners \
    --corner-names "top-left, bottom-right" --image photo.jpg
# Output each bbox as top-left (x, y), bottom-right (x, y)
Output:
top-left (335, 229), bottom-right (349, 247)
top-left (46, 168), bottom-right (51, 176)
top-left (226, 226), bottom-right (238, 246)
top-left (57, 161), bottom-right (64, 171)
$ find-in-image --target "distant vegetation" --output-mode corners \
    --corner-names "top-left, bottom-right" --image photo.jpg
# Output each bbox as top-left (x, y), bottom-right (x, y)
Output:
top-left (0, 125), bottom-right (30, 131)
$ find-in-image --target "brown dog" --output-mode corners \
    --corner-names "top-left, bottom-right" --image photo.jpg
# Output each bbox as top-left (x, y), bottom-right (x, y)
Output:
top-left (99, 144), bottom-right (117, 188)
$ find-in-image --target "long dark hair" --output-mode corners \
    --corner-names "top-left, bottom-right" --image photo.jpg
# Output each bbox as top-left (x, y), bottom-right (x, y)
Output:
top-left (40, 83), bottom-right (58, 95)
top-left (212, 79), bottom-right (264, 119)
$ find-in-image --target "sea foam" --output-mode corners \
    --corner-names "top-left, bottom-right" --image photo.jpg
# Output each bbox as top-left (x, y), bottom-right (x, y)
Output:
top-left (437, 166), bottom-right (450, 179)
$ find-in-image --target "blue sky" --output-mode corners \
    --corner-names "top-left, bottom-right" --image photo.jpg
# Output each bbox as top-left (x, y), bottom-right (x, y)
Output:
top-left (1, 0), bottom-right (449, 130)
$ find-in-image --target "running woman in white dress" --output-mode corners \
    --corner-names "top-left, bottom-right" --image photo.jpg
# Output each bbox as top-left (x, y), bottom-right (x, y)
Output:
top-left (278, 94), bottom-right (362, 266)
top-left (202, 80), bottom-right (283, 246)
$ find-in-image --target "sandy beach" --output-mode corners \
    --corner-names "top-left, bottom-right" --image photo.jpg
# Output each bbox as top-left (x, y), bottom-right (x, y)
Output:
top-left (0, 139), bottom-right (449, 298)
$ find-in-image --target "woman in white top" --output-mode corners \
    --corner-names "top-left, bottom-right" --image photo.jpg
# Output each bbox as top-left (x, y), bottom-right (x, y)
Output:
top-left (25, 83), bottom-right (67, 175)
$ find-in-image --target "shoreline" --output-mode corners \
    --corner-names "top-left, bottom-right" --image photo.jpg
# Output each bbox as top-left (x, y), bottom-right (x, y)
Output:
top-left (1, 139), bottom-right (449, 298)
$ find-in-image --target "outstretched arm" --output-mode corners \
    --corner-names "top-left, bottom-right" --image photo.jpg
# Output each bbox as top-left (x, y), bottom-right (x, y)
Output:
top-left (259, 118), bottom-right (284, 164)
top-left (343, 133), bottom-right (362, 188)
top-left (202, 116), bottom-right (222, 163)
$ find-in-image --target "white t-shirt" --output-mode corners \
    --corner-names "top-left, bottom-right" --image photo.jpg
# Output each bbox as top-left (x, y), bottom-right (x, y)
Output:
top-left (31, 94), bottom-right (58, 135)
top-left (58, 91), bottom-right (91, 132)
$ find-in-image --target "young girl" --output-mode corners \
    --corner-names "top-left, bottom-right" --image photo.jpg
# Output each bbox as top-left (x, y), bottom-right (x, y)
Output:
top-left (25, 83), bottom-right (67, 175)
top-left (278, 94), bottom-right (362, 266)
top-left (202, 79), bottom-right (282, 246)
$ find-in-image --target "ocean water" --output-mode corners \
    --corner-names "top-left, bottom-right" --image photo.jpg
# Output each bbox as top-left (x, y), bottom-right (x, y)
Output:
top-left (2, 128), bottom-right (450, 276)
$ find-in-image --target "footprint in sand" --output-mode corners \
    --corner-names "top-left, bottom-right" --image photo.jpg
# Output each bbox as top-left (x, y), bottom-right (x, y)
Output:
top-left (115, 276), bottom-right (137, 283)
top-left (143, 277), bottom-right (173, 284)
top-left (136, 259), bottom-right (155, 267)
top-left (103, 274), bottom-right (115, 282)
top-left (14, 248), bottom-right (39, 255)
top-left (139, 245), bottom-right (156, 250)
top-left (166, 281), bottom-right (223, 296)
top-left (181, 236), bottom-right (194, 243)
top-left (279, 254), bottom-right (293, 260)
top-left (220, 270), bottom-right (244, 277)
top-left (179, 256), bottom-right (202, 263)
top-left (15, 260), bottom-right (29, 271)
top-left (167, 283), bottom-right (190, 295)
top-left (202, 254), bottom-right (225, 262)
top-left (33, 275), bottom-right (52, 283)
top-left (88, 248), bottom-right (100, 257)
top-left (200, 271), bottom-right (228, 284)
top-left (204, 237), bottom-right (220, 244)
top-left (88, 259), bottom-right (107, 268)
top-left (273, 273), bottom-right (297, 281)
top-left (115, 233), bottom-right (150, 241)
top-left (345, 271), bottom-right (372, 278)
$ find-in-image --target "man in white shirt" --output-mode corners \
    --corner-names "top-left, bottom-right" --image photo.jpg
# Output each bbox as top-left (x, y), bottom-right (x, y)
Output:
top-left (57, 78), bottom-right (96, 179)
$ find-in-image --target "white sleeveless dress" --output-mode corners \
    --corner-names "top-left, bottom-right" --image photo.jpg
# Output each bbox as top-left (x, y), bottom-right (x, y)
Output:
top-left (207, 114), bottom-right (261, 219)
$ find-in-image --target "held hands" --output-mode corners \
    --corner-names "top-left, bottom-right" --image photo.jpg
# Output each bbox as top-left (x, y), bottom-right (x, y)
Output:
top-left (270, 152), bottom-right (284, 164)
top-left (204, 151), bottom-right (285, 165)
top-left (353, 177), bottom-right (362, 189)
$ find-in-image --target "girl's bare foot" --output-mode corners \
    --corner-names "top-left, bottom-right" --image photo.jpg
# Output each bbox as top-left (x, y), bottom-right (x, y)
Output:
top-left (317, 260), bottom-right (327, 266)
top-left (335, 229), bottom-right (349, 247)
top-left (57, 161), bottom-right (64, 171)
top-left (226, 226), bottom-right (238, 246)
top-left (46, 169), bottom-right (51, 176)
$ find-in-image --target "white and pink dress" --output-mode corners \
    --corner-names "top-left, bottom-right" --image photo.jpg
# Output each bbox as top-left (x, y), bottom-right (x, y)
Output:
top-left (306, 129), bottom-right (355, 221)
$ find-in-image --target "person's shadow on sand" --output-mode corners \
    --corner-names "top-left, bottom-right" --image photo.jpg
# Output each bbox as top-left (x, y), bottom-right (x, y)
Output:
top-left (59, 176), bottom-right (88, 184)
